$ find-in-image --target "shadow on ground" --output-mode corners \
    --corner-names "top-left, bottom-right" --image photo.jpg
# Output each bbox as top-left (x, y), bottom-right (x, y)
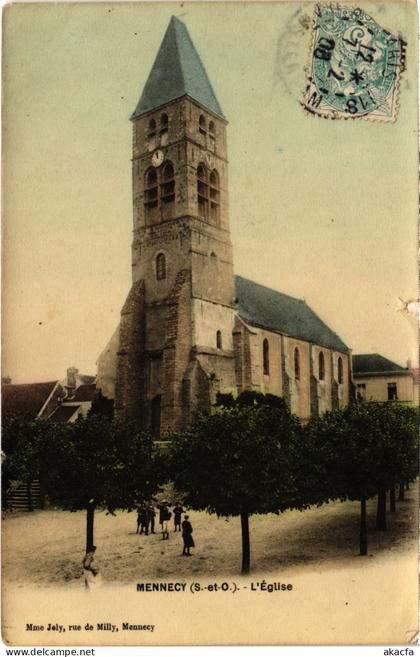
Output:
top-left (2, 489), bottom-right (417, 584)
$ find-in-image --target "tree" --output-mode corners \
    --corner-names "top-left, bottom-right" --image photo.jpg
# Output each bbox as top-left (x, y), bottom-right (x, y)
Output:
top-left (88, 390), bottom-right (114, 419)
top-left (40, 415), bottom-right (162, 552)
top-left (307, 405), bottom-right (383, 555)
top-left (385, 404), bottom-right (418, 509)
top-left (171, 394), bottom-right (304, 574)
top-left (306, 402), bottom-right (419, 555)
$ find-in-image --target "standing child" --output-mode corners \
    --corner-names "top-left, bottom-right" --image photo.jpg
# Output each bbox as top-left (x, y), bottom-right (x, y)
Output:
top-left (181, 515), bottom-right (195, 556)
top-left (161, 505), bottom-right (171, 540)
top-left (173, 503), bottom-right (184, 532)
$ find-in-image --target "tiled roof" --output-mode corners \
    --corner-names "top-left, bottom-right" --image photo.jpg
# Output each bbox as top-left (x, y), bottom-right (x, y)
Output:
top-left (352, 353), bottom-right (408, 374)
top-left (131, 16), bottom-right (224, 120)
top-left (78, 375), bottom-right (96, 385)
top-left (49, 405), bottom-right (81, 423)
top-left (72, 383), bottom-right (96, 402)
top-left (234, 276), bottom-right (349, 353)
top-left (2, 381), bottom-right (58, 420)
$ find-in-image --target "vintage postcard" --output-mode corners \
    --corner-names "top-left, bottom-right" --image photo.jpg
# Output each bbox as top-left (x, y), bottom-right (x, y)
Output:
top-left (2, 0), bottom-right (418, 647)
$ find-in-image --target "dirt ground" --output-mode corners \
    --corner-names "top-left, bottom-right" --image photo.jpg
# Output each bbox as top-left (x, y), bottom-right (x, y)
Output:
top-left (2, 490), bottom-right (418, 645)
top-left (2, 487), bottom-right (418, 585)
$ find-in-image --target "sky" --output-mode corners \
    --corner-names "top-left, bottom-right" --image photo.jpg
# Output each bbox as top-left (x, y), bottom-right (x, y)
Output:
top-left (2, 1), bottom-right (418, 384)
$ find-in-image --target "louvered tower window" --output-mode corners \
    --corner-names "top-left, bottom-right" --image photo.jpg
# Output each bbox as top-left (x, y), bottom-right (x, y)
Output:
top-left (144, 169), bottom-right (158, 210)
top-left (197, 164), bottom-right (209, 219)
top-left (209, 170), bottom-right (220, 224)
top-left (160, 161), bottom-right (175, 204)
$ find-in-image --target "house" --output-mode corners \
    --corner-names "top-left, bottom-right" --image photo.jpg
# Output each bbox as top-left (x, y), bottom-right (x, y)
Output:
top-left (2, 368), bottom-right (96, 510)
top-left (2, 367), bottom-right (96, 422)
top-left (352, 354), bottom-right (415, 403)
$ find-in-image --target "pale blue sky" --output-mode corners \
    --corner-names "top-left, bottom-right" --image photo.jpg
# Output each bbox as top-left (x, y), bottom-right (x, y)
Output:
top-left (3, 1), bottom-right (418, 382)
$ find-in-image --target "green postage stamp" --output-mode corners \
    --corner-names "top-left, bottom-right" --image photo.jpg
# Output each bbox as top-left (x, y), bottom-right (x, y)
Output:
top-left (303, 4), bottom-right (406, 121)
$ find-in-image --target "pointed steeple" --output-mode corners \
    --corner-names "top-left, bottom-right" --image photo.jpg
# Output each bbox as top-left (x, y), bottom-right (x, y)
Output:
top-left (131, 16), bottom-right (224, 120)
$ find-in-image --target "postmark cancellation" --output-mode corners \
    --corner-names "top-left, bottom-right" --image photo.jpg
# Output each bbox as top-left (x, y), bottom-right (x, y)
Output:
top-left (303, 4), bottom-right (407, 122)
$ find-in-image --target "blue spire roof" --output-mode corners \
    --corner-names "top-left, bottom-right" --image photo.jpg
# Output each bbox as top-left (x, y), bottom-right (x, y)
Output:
top-left (131, 16), bottom-right (224, 120)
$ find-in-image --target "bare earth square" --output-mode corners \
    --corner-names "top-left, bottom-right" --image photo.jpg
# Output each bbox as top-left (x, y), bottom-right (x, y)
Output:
top-left (2, 490), bottom-right (417, 586)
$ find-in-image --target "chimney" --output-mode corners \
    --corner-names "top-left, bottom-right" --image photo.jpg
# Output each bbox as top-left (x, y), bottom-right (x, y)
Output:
top-left (67, 367), bottom-right (79, 389)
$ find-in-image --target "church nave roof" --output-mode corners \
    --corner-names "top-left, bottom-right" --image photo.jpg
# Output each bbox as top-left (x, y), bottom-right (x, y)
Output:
top-left (234, 276), bottom-right (349, 353)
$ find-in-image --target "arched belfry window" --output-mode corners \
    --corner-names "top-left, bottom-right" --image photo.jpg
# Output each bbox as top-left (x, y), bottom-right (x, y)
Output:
top-left (294, 348), bottom-right (300, 380)
top-left (144, 168), bottom-right (158, 212)
top-left (197, 164), bottom-right (209, 219)
top-left (209, 170), bottom-right (220, 224)
top-left (338, 357), bottom-right (343, 384)
top-left (318, 351), bottom-right (325, 381)
top-left (209, 121), bottom-right (215, 150)
top-left (160, 161), bottom-right (175, 204)
top-left (148, 118), bottom-right (156, 136)
top-left (199, 114), bottom-right (207, 135)
top-left (156, 253), bottom-right (166, 280)
top-left (160, 113), bottom-right (168, 146)
top-left (263, 339), bottom-right (270, 375)
top-left (216, 330), bottom-right (222, 350)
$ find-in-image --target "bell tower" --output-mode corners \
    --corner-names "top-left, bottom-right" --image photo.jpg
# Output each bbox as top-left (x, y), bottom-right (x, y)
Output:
top-left (115, 16), bottom-right (236, 434)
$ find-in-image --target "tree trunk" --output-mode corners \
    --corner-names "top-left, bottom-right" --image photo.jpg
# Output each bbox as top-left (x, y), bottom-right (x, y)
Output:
top-left (398, 482), bottom-right (405, 501)
top-left (390, 486), bottom-right (396, 513)
top-left (86, 503), bottom-right (95, 552)
top-left (376, 490), bottom-right (387, 530)
top-left (406, 482), bottom-right (410, 491)
top-left (360, 496), bottom-right (367, 556)
top-left (240, 512), bottom-right (250, 574)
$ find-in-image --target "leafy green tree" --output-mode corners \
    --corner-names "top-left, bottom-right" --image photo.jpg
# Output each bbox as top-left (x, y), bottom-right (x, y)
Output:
top-left (40, 415), bottom-right (161, 552)
top-left (171, 394), bottom-right (303, 574)
top-left (307, 402), bottom-right (419, 554)
top-left (307, 405), bottom-right (382, 554)
top-left (385, 404), bottom-right (419, 508)
top-left (88, 390), bottom-right (114, 419)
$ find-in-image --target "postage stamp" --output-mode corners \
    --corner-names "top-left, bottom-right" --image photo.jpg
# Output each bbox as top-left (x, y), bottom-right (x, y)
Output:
top-left (303, 4), bottom-right (407, 121)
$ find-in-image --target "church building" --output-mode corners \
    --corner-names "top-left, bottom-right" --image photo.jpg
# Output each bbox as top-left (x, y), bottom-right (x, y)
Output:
top-left (96, 16), bottom-right (352, 435)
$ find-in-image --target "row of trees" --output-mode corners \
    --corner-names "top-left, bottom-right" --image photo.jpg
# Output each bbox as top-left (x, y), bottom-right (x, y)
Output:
top-left (2, 393), bottom-right (418, 574)
top-left (173, 393), bottom-right (418, 571)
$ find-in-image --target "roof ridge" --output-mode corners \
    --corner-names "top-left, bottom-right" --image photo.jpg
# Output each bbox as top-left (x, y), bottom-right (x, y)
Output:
top-left (2, 380), bottom-right (59, 388)
top-left (352, 353), bottom-right (407, 370)
top-left (171, 17), bottom-right (186, 99)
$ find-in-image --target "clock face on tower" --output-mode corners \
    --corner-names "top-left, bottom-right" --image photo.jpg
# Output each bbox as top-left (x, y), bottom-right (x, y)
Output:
top-left (152, 149), bottom-right (164, 167)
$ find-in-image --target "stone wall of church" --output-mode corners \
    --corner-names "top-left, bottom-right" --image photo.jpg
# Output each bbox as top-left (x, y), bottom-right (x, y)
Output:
top-left (192, 298), bottom-right (235, 352)
top-left (114, 279), bottom-right (147, 424)
top-left (232, 319), bottom-right (351, 420)
top-left (96, 326), bottom-right (119, 400)
top-left (160, 269), bottom-right (194, 434)
top-left (283, 337), bottom-right (311, 419)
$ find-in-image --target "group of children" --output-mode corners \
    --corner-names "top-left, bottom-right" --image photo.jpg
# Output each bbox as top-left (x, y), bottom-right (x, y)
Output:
top-left (136, 502), bottom-right (194, 555)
